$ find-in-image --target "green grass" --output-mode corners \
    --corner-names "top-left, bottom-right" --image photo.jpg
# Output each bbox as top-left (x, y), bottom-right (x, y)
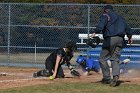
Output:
top-left (0, 82), bottom-right (140, 93)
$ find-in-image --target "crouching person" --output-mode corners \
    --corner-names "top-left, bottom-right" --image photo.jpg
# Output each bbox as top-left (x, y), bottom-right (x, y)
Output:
top-left (33, 40), bottom-right (77, 79)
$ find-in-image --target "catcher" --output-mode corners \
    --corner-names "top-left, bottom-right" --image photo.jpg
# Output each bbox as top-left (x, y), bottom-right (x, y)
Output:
top-left (33, 40), bottom-right (81, 79)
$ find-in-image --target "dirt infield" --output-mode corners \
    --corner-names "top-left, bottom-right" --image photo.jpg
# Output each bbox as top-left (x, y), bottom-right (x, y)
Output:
top-left (0, 67), bottom-right (140, 89)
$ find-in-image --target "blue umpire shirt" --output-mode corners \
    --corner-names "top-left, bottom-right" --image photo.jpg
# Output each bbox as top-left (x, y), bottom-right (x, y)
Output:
top-left (93, 10), bottom-right (133, 39)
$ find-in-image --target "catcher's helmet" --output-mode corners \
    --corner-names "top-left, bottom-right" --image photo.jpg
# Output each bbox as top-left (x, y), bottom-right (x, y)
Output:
top-left (86, 36), bottom-right (100, 48)
top-left (64, 40), bottom-right (77, 51)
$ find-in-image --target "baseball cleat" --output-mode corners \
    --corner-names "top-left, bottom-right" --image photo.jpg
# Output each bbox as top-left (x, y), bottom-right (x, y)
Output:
top-left (110, 76), bottom-right (119, 87)
top-left (101, 78), bottom-right (111, 84)
top-left (33, 72), bottom-right (38, 78)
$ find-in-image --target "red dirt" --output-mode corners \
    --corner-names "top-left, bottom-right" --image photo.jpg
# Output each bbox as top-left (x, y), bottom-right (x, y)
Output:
top-left (0, 67), bottom-right (140, 89)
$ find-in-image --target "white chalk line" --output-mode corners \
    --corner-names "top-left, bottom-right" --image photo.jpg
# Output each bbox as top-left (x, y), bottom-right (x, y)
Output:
top-left (0, 77), bottom-right (49, 83)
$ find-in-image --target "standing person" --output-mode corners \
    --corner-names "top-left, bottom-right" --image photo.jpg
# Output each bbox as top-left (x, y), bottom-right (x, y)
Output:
top-left (33, 40), bottom-right (78, 79)
top-left (91, 5), bottom-right (133, 87)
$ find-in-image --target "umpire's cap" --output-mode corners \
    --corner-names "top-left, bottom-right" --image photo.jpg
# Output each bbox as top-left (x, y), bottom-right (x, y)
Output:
top-left (104, 5), bottom-right (113, 10)
top-left (64, 40), bottom-right (77, 51)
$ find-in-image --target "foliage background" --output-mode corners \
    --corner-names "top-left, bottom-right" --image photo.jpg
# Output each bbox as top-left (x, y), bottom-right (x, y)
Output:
top-left (0, 0), bottom-right (140, 4)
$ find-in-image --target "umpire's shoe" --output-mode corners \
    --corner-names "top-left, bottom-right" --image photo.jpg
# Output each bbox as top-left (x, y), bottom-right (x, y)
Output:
top-left (101, 78), bottom-right (111, 84)
top-left (110, 75), bottom-right (119, 87)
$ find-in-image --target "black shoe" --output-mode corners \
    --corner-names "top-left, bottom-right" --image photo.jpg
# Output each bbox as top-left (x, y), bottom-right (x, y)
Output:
top-left (110, 76), bottom-right (119, 87)
top-left (33, 72), bottom-right (38, 78)
top-left (101, 78), bottom-right (111, 84)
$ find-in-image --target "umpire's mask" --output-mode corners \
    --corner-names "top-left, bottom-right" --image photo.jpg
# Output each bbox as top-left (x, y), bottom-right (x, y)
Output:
top-left (86, 36), bottom-right (100, 48)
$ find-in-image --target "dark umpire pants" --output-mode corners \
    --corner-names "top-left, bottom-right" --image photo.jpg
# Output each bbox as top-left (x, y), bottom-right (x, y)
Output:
top-left (99, 36), bottom-right (124, 79)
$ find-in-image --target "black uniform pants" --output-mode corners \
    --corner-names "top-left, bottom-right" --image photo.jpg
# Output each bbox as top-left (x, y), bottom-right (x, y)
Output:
top-left (45, 59), bottom-right (65, 78)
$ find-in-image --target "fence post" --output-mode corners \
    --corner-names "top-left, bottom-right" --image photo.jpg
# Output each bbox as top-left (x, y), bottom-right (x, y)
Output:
top-left (87, 5), bottom-right (91, 57)
top-left (35, 41), bottom-right (37, 63)
top-left (7, 4), bottom-right (11, 64)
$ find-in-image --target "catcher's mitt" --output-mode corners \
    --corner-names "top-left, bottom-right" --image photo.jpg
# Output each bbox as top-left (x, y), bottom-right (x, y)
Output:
top-left (70, 69), bottom-right (81, 77)
top-left (86, 36), bottom-right (100, 48)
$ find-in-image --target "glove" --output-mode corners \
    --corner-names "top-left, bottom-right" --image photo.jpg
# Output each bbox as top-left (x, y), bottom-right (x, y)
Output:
top-left (86, 36), bottom-right (100, 48)
top-left (70, 69), bottom-right (81, 77)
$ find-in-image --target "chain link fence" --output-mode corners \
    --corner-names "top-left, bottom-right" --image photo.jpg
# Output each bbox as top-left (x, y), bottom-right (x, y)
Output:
top-left (0, 3), bottom-right (140, 68)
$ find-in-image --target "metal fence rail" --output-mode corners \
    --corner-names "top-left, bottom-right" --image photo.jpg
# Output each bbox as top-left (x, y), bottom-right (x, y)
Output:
top-left (0, 3), bottom-right (140, 67)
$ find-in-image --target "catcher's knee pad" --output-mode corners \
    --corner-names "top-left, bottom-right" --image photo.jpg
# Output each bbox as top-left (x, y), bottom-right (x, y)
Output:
top-left (33, 72), bottom-right (38, 78)
top-left (36, 69), bottom-right (51, 77)
top-left (41, 69), bottom-right (51, 77)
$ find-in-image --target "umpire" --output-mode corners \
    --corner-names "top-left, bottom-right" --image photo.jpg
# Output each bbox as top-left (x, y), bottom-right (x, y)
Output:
top-left (91, 5), bottom-right (133, 87)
